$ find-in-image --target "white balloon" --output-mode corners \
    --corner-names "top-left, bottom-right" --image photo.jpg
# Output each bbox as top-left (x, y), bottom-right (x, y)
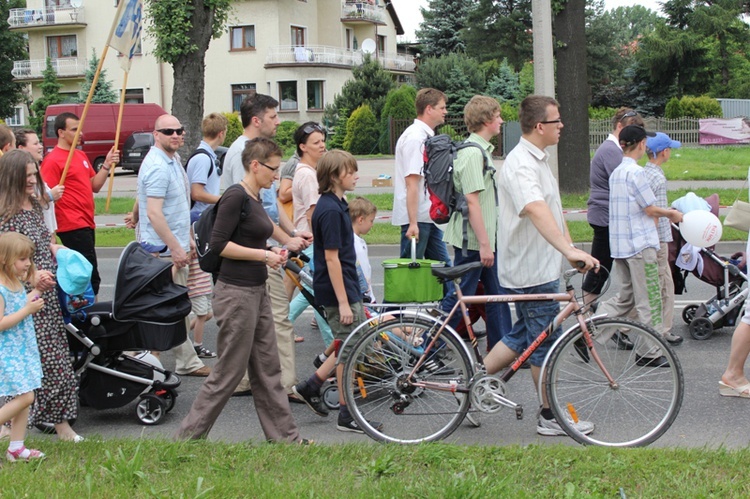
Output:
top-left (679, 210), bottom-right (722, 248)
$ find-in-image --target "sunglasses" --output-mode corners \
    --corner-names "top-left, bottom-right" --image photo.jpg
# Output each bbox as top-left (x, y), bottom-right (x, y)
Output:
top-left (619, 110), bottom-right (638, 122)
top-left (156, 127), bottom-right (185, 136)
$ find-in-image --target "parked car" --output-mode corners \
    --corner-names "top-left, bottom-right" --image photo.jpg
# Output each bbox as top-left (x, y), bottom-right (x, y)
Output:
top-left (121, 132), bottom-right (228, 175)
top-left (43, 103), bottom-right (166, 171)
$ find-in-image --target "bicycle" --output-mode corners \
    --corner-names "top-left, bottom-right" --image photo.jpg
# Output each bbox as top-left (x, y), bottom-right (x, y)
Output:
top-left (339, 261), bottom-right (684, 447)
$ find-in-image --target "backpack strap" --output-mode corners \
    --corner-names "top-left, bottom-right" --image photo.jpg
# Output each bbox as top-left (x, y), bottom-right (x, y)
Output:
top-left (186, 148), bottom-right (217, 208)
top-left (453, 142), bottom-right (497, 256)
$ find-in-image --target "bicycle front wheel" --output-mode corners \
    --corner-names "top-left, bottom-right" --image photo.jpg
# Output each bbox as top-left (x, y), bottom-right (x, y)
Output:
top-left (341, 316), bottom-right (473, 444)
top-left (545, 318), bottom-right (684, 447)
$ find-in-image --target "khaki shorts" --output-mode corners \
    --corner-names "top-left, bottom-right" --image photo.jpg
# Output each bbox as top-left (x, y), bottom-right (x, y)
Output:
top-left (324, 301), bottom-right (365, 362)
top-left (190, 294), bottom-right (213, 317)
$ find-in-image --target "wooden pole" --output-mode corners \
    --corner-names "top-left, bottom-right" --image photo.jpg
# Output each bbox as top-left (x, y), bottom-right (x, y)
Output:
top-left (58, 0), bottom-right (126, 185)
top-left (106, 71), bottom-right (128, 213)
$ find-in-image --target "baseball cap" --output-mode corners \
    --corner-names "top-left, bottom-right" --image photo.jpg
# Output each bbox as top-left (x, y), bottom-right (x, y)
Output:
top-left (619, 125), bottom-right (656, 148)
top-left (56, 248), bottom-right (93, 296)
top-left (646, 132), bottom-right (682, 156)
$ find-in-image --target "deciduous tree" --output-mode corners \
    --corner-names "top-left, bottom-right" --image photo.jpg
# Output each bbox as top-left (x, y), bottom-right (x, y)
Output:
top-left (0, 0), bottom-right (28, 120)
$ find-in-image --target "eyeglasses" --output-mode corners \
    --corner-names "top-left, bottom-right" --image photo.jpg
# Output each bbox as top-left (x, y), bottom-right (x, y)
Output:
top-left (619, 110), bottom-right (638, 122)
top-left (259, 161), bottom-right (280, 172)
top-left (539, 119), bottom-right (563, 125)
top-left (155, 127), bottom-right (185, 136)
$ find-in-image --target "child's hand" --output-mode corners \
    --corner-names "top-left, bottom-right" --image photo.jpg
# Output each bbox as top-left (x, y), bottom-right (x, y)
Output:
top-left (36, 270), bottom-right (56, 292)
top-left (50, 184), bottom-right (64, 201)
top-left (25, 292), bottom-right (44, 314)
top-left (123, 211), bottom-right (138, 229)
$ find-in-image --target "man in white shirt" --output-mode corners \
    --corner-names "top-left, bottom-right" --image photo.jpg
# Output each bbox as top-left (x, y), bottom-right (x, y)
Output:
top-left (487, 95), bottom-right (598, 437)
top-left (391, 88), bottom-right (451, 263)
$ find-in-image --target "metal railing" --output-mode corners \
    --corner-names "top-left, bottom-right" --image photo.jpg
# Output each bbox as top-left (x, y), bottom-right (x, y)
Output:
top-left (8, 5), bottom-right (84, 28)
top-left (340, 1), bottom-right (386, 23)
top-left (266, 45), bottom-right (415, 72)
top-left (12, 58), bottom-right (87, 79)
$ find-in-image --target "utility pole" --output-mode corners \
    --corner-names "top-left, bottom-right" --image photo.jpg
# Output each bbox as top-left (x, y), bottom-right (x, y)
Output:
top-left (531, 0), bottom-right (558, 178)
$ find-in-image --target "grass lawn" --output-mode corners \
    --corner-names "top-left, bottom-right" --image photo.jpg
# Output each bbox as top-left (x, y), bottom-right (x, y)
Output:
top-left (1, 439), bottom-right (748, 497)
top-left (95, 197), bottom-right (136, 215)
top-left (662, 146), bottom-right (750, 180)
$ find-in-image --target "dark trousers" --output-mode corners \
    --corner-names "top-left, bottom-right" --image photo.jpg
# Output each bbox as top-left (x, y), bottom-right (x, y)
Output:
top-left (57, 227), bottom-right (100, 295)
top-left (582, 223), bottom-right (612, 295)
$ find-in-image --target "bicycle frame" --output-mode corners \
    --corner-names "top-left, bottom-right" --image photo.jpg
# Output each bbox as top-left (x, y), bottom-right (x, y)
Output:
top-left (406, 269), bottom-right (618, 395)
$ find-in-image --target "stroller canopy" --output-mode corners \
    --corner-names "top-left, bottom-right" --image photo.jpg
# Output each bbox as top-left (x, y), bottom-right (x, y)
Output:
top-left (112, 242), bottom-right (191, 324)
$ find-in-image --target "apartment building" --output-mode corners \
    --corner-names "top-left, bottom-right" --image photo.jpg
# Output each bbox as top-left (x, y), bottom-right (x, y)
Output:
top-left (8, 0), bottom-right (415, 126)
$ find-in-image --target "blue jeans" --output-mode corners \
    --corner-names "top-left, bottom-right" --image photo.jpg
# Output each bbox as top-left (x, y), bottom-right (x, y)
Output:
top-left (500, 280), bottom-right (561, 367)
top-left (288, 245), bottom-right (334, 346)
top-left (399, 223), bottom-right (453, 297)
top-left (440, 248), bottom-right (511, 350)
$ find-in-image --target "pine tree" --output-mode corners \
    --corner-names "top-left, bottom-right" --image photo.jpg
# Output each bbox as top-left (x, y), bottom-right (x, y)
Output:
top-left (486, 59), bottom-right (520, 103)
top-left (343, 104), bottom-right (379, 155)
top-left (416, 0), bottom-right (470, 57)
top-left (29, 59), bottom-right (63, 134)
top-left (77, 49), bottom-right (119, 103)
top-left (444, 67), bottom-right (475, 118)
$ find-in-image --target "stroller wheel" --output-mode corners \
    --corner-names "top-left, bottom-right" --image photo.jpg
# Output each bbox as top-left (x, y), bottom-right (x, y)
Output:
top-left (135, 394), bottom-right (167, 425)
top-left (689, 317), bottom-right (714, 341)
top-left (161, 389), bottom-right (177, 412)
top-left (321, 380), bottom-right (340, 410)
top-left (682, 305), bottom-right (700, 325)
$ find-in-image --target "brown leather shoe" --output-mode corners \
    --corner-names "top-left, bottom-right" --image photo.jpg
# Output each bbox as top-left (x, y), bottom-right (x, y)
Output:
top-left (184, 366), bottom-right (211, 377)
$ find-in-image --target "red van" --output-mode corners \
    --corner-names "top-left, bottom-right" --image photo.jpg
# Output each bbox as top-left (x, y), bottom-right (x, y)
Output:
top-left (42, 103), bottom-right (166, 170)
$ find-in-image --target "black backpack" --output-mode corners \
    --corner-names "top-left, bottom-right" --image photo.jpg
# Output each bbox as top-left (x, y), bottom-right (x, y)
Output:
top-left (422, 134), bottom-right (495, 253)
top-left (193, 184), bottom-right (250, 274)
top-left (185, 148), bottom-right (220, 208)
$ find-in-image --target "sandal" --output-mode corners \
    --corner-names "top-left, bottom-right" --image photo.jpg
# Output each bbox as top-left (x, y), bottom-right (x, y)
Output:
top-left (719, 381), bottom-right (750, 398)
top-left (194, 345), bottom-right (217, 358)
top-left (6, 446), bottom-right (45, 462)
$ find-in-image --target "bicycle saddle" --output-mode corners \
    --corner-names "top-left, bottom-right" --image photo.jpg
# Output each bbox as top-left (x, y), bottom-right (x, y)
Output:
top-left (431, 261), bottom-right (483, 281)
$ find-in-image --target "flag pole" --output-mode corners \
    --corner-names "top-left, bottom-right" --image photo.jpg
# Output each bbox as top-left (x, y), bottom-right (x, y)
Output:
top-left (106, 71), bottom-right (128, 213)
top-left (58, 1), bottom-right (127, 185)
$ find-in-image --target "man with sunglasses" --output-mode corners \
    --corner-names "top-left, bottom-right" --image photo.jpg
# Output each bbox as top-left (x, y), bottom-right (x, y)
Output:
top-left (221, 93), bottom-right (311, 400)
top-left (40, 112), bottom-right (119, 296)
top-left (136, 114), bottom-right (211, 378)
top-left (584, 107), bottom-right (644, 349)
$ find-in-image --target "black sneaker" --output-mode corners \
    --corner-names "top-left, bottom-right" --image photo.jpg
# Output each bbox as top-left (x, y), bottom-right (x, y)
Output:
top-left (292, 381), bottom-right (329, 417)
top-left (337, 416), bottom-right (383, 433)
top-left (611, 331), bottom-right (634, 350)
top-left (635, 354), bottom-right (670, 368)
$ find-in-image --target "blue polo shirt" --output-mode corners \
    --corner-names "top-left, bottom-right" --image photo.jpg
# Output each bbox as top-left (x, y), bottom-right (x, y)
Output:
top-left (312, 192), bottom-right (360, 306)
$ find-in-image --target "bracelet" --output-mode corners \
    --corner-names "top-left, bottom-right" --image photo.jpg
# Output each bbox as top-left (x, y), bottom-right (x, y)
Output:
top-left (101, 164), bottom-right (110, 171)
top-left (264, 250), bottom-right (268, 263)
top-left (292, 229), bottom-right (297, 237)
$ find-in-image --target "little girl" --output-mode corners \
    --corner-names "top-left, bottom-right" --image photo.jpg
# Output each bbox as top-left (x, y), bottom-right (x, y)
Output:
top-left (0, 232), bottom-right (46, 462)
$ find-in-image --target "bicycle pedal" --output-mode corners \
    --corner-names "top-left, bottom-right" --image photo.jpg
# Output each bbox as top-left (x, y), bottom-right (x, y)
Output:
top-left (515, 406), bottom-right (523, 420)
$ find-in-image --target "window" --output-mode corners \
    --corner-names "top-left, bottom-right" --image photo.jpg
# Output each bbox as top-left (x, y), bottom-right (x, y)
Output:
top-left (377, 35), bottom-right (386, 55)
top-left (47, 35), bottom-right (77, 59)
top-left (125, 88), bottom-right (144, 104)
top-left (5, 106), bottom-right (24, 127)
top-left (291, 26), bottom-right (305, 46)
top-left (345, 29), bottom-right (352, 50)
top-left (232, 83), bottom-right (256, 112)
top-left (307, 81), bottom-right (324, 110)
top-left (279, 81), bottom-right (298, 111)
top-left (230, 26), bottom-right (255, 51)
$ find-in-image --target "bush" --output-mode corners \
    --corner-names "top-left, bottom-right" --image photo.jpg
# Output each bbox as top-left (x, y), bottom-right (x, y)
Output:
top-left (379, 85), bottom-right (417, 153)
top-left (664, 97), bottom-right (683, 119)
top-left (588, 106), bottom-right (618, 120)
top-left (437, 124), bottom-right (464, 141)
top-left (275, 121), bottom-right (299, 157)
top-left (679, 95), bottom-right (722, 119)
top-left (222, 112), bottom-right (243, 147)
top-left (416, 53), bottom-right (485, 95)
top-left (343, 105), bottom-right (379, 155)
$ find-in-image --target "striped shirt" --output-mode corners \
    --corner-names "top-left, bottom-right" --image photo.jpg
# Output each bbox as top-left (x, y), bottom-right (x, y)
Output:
top-left (642, 161), bottom-right (672, 243)
top-left (608, 157), bottom-right (659, 259)
top-left (187, 257), bottom-right (213, 298)
top-left (497, 138), bottom-right (566, 289)
top-left (444, 133), bottom-right (497, 251)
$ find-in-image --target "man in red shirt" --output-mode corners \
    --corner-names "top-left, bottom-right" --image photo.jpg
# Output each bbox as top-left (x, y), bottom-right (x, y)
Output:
top-left (41, 112), bottom-right (118, 295)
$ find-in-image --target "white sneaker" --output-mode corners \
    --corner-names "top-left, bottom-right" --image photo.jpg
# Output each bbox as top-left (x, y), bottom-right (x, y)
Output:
top-left (537, 416), bottom-right (594, 436)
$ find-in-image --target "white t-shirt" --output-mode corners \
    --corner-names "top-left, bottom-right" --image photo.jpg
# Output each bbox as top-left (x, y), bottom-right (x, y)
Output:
top-left (354, 233), bottom-right (375, 303)
top-left (392, 119), bottom-right (434, 226)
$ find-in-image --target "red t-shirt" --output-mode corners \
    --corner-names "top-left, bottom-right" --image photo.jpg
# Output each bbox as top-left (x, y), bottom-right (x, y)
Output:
top-left (40, 146), bottom-right (96, 232)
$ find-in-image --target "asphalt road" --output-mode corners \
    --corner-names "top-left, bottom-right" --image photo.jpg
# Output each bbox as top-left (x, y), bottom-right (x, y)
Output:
top-left (41, 244), bottom-right (750, 449)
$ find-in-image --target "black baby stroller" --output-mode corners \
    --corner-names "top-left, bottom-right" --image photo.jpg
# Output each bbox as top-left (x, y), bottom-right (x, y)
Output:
top-left (60, 242), bottom-right (190, 426)
top-left (669, 195), bottom-right (749, 340)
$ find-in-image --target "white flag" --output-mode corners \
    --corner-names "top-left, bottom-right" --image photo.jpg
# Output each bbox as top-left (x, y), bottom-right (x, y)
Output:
top-left (108, 0), bottom-right (143, 72)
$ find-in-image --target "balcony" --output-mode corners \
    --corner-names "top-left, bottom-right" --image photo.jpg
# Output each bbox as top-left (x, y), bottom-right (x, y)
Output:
top-left (12, 58), bottom-right (87, 80)
top-left (340, 0), bottom-right (386, 25)
top-left (266, 45), bottom-right (415, 72)
top-left (8, 5), bottom-right (86, 30)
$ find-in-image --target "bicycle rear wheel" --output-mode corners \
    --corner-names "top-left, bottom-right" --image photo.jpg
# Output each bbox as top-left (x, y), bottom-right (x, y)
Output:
top-left (545, 318), bottom-right (683, 447)
top-left (341, 315), bottom-right (473, 444)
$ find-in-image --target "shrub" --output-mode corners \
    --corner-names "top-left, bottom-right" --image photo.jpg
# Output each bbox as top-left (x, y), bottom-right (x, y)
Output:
top-left (588, 106), bottom-right (618, 120)
top-left (379, 85), bottom-right (417, 153)
top-left (679, 95), bottom-right (722, 118)
top-left (437, 124), bottom-right (464, 141)
top-left (500, 102), bottom-right (519, 122)
top-left (275, 121), bottom-right (299, 156)
top-left (222, 112), bottom-right (243, 147)
top-left (344, 105), bottom-right (379, 155)
top-left (664, 97), bottom-right (683, 119)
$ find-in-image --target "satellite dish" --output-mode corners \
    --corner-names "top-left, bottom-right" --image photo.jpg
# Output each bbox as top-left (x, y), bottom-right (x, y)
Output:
top-left (70, 0), bottom-right (82, 8)
top-left (361, 38), bottom-right (376, 54)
